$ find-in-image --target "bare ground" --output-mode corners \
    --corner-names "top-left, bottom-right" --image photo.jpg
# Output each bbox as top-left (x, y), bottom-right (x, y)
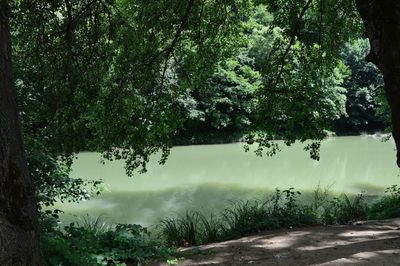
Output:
top-left (152, 218), bottom-right (400, 266)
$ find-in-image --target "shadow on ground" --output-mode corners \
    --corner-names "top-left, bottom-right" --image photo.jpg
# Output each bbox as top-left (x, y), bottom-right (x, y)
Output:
top-left (152, 218), bottom-right (400, 266)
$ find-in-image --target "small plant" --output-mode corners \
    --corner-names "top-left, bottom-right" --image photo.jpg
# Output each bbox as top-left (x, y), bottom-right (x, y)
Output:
top-left (77, 214), bottom-right (112, 235)
top-left (180, 211), bottom-right (201, 246)
top-left (368, 185), bottom-right (400, 219)
top-left (160, 211), bottom-right (204, 246)
top-left (160, 217), bottom-right (183, 247)
top-left (266, 188), bottom-right (317, 228)
top-left (221, 199), bottom-right (268, 239)
top-left (167, 258), bottom-right (179, 265)
top-left (311, 184), bottom-right (332, 211)
top-left (323, 193), bottom-right (367, 224)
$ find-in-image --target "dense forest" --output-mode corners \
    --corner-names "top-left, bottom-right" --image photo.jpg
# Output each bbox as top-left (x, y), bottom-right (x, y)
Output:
top-left (175, 9), bottom-right (389, 144)
top-left (1, 0), bottom-right (400, 265)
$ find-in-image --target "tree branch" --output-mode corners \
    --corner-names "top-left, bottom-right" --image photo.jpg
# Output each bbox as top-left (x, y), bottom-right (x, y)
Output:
top-left (152, 0), bottom-right (196, 84)
top-left (275, 0), bottom-right (314, 85)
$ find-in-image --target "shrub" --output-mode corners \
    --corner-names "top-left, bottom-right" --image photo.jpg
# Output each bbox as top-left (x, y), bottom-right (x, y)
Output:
top-left (41, 214), bottom-right (175, 266)
top-left (267, 188), bottom-right (318, 228)
top-left (368, 185), bottom-right (400, 220)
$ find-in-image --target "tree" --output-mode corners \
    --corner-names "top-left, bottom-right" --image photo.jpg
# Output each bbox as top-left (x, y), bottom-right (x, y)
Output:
top-left (13, 0), bottom-right (252, 174)
top-left (175, 53), bottom-right (260, 144)
top-left (4, 0), bottom-right (252, 262)
top-left (0, 0), bottom-right (41, 264)
top-left (355, 0), bottom-right (400, 166)
top-left (335, 38), bottom-right (386, 133)
top-left (2, 0), bottom-right (400, 263)
top-left (249, 0), bottom-right (400, 165)
top-left (248, 1), bottom-right (351, 158)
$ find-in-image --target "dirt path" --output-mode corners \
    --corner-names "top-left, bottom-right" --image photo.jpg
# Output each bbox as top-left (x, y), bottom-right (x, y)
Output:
top-left (154, 218), bottom-right (400, 265)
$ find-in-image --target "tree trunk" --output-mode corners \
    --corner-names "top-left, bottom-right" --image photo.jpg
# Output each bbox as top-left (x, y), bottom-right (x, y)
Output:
top-left (0, 0), bottom-right (42, 264)
top-left (356, 0), bottom-right (400, 167)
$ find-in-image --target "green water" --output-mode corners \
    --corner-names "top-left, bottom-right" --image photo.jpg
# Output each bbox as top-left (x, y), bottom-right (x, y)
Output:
top-left (57, 136), bottom-right (400, 226)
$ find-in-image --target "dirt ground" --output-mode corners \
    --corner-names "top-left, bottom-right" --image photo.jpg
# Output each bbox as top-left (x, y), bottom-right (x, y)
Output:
top-left (152, 218), bottom-right (400, 266)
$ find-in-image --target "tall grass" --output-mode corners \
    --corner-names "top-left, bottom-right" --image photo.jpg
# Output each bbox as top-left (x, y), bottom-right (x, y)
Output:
top-left (221, 199), bottom-right (268, 239)
top-left (161, 211), bottom-right (201, 246)
top-left (77, 214), bottom-right (112, 235)
top-left (158, 187), bottom-right (374, 247)
top-left (199, 213), bottom-right (222, 243)
top-left (323, 194), bottom-right (367, 224)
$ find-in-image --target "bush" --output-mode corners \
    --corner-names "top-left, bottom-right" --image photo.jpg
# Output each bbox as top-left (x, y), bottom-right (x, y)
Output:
top-left (368, 185), bottom-right (400, 220)
top-left (41, 213), bottom-right (175, 266)
top-left (267, 188), bottom-right (318, 228)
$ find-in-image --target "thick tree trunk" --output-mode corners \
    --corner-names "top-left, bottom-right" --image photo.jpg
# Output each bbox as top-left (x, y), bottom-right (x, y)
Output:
top-left (0, 0), bottom-right (42, 264)
top-left (355, 0), bottom-right (400, 167)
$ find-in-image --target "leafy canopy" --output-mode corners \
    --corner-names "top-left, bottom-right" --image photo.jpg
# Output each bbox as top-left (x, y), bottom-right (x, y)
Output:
top-left (12, 0), bottom-right (375, 181)
top-left (12, 0), bottom-right (252, 176)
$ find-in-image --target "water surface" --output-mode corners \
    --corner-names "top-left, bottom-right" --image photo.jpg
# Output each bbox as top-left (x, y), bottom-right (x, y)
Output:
top-left (57, 136), bottom-right (400, 226)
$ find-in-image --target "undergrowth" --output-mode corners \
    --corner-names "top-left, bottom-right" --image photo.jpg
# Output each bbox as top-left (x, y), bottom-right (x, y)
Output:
top-left (368, 185), bottom-right (400, 219)
top-left (40, 185), bottom-right (400, 264)
top-left (40, 213), bottom-right (175, 266)
top-left (159, 187), bottom-right (380, 247)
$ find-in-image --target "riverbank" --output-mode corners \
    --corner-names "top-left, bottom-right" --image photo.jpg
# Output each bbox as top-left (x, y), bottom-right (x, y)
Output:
top-left (152, 218), bottom-right (400, 266)
top-left (172, 131), bottom-right (390, 146)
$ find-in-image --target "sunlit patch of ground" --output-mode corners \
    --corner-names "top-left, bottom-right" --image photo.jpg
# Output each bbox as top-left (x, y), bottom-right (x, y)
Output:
top-left (151, 218), bottom-right (400, 266)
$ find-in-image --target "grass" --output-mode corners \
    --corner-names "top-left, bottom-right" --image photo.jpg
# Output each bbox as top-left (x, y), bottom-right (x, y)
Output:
top-left (324, 194), bottom-right (367, 224)
top-left (76, 214), bottom-right (112, 235)
top-left (158, 186), bottom-right (388, 247)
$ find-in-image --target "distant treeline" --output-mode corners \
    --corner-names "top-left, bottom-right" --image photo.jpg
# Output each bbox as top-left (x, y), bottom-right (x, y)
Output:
top-left (173, 6), bottom-right (389, 145)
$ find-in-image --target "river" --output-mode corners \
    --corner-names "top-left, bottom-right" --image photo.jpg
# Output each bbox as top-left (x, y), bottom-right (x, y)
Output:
top-left (56, 136), bottom-right (400, 226)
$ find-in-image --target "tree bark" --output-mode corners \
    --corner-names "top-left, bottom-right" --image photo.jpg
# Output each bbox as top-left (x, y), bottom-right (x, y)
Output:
top-left (0, 0), bottom-right (42, 264)
top-left (355, 0), bottom-right (400, 167)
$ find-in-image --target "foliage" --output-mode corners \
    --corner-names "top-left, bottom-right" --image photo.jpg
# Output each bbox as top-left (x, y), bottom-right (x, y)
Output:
top-left (220, 199), bottom-right (269, 239)
top-left (322, 194), bottom-right (367, 224)
top-left (77, 215), bottom-right (113, 235)
top-left (12, 0), bottom-right (253, 175)
top-left (158, 187), bottom-right (378, 247)
top-left (41, 214), bottom-right (175, 266)
top-left (5, 0), bottom-right (399, 264)
top-left (28, 147), bottom-right (103, 210)
top-left (247, 1), bottom-right (362, 159)
top-left (159, 188), bottom-right (317, 246)
top-left (335, 38), bottom-right (387, 133)
top-left (174, 6), bottom-right (265, 145)
top-left (175, 53), bottom-right (260, 144)
top-left (368, 185), bottom-right (400, 220)
top-left (13, 0), bottom-right (387, 175)
top-left (175, 4), bottom-right (371, 147)
top-left (244, 4), bottom-right (349, 160)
